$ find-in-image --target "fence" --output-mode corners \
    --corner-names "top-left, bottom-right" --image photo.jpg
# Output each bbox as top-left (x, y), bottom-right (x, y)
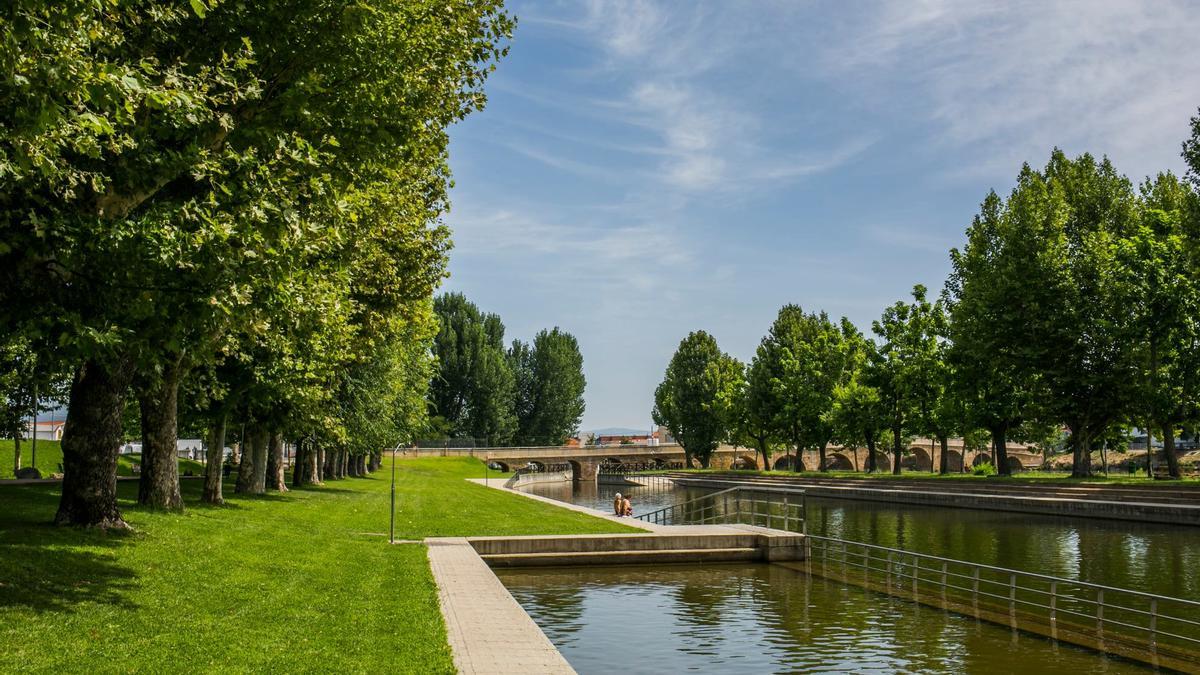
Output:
top-left (803, 535), bottom-right (1200, 671)
top-left (635, 486), bottom-right (808, 532)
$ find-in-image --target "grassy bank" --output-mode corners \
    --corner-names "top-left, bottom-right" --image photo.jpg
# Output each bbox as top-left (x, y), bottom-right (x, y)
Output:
top-left (0, 457), bottom-right (634, 673)
top-left (0, 439), bottom-right (63, 478)
top-left (2, 441), bottom-right (206, 479)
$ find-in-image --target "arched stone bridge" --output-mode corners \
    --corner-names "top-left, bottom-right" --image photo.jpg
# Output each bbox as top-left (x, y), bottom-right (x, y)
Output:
top-left (406, 438), bottom-right (1043, 479)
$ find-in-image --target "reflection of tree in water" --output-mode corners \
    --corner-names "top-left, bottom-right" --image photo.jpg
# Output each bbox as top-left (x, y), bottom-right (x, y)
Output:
top-left (518, 585), bottom-right (587, 637)
top-left (497, 570), bottom-right (591, 635)
top-left (669, 568), bottom-right (745, 630)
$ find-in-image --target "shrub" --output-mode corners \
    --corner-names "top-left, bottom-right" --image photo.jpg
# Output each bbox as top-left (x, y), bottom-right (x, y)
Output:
top-left (972, 461), bottom-right (997, 477)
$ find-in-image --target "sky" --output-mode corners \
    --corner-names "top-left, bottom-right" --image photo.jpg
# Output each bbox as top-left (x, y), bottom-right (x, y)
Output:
top-left (442, 0), bottom-right (1200, 432)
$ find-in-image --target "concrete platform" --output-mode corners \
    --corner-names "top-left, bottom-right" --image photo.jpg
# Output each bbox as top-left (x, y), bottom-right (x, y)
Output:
top-left (427, 537), bottom-right (576, 674)
top-left (428, 480), bottom-right (807, 672)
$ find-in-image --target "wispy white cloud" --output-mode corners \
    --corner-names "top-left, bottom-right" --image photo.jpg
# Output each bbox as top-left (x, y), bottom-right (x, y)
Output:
top-left (821, 0), bottom-right (1200, 180)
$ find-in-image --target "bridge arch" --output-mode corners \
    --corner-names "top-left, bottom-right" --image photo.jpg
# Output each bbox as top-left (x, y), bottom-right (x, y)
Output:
top-left (904, 447), bottom-right (933, 472)
top-left (869, 451), bottom-right (891, 473)
top-left (773, 454), bottom-right (798, 471)
top-left (526, 460), bottom-right (546, 472)
top-left (567, 460), bottom-right (583, 481)
top-left (488, 460), bottom-right (510, 473)
top-left (943, 450), bottom-right (963, 473)
top-left (972, 453), bottom-right (992, 468)
top-left (1006, 456), bottom-right (1024, 473)
top-left (731, 455), bottom-right (758, 470)
top-left (602, 457), bottom-right (624, 472)
top-left (824, 453), bottom-right (854, 471)
top-left (652, 457), bottom-right (667, 469)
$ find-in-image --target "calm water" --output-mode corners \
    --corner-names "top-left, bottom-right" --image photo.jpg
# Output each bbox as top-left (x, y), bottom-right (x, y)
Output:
top-left (497, 563), bottom-right (1150, 674)
top-left (517, 480), bottom-right (1200, 602)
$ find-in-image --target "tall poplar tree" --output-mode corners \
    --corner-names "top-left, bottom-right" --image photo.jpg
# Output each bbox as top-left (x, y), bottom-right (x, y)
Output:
top-left (653, 331), bottom-right (743, 468)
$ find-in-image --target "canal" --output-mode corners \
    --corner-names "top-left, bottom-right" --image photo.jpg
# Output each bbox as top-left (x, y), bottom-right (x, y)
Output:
top-left (517, 479), bottom-right (1200, 602)
top-left (496, 562), bottom-right (1151, 674)
top-left (507, 480), bottom-right (1200, 672)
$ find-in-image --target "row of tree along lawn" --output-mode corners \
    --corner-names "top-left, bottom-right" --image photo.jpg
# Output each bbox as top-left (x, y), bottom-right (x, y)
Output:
top-left (426, 293), bottom-right (587, 447)
top-left (655, 120), bottom-right (1200, 479)
top-left (0, 2), bottom-right (515, 527)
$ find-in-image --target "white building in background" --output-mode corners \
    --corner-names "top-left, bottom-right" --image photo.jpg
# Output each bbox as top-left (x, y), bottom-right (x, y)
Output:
top-left (32, 419), bottom-right (66, 441)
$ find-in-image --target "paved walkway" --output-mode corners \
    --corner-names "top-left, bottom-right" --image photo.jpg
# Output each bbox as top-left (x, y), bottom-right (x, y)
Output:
top-left (426, 537), bottom-right (575, 674)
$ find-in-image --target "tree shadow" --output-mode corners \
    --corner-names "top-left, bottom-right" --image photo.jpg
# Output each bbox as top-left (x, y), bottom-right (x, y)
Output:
top-left (0, 487), bottom-right (139, 614)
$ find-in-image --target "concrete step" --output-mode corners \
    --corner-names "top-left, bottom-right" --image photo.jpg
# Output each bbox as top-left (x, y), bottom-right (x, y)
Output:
top-left (666, 473), bottom-right (1200, 504)
top-left (469, 533), bottom-right (759, 556)
top-left (480, 547), bottom-right (761, 567)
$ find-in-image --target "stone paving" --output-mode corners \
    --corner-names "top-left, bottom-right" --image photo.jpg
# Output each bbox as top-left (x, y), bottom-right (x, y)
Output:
top-left (426, 537), bottom-right (576, 674)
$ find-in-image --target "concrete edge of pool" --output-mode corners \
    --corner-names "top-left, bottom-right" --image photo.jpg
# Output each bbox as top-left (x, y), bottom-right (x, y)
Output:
top-left (427, 481), bottom-right (810, 674)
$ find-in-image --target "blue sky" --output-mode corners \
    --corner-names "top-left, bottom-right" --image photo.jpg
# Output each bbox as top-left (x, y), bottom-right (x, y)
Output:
top-left (443, 0), bottom-right (1200, 431)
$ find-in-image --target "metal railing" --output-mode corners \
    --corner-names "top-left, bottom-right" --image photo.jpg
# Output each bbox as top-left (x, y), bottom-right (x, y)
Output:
top-left (598, 461), bottom-right (686, 473)
top-left (636, 486), bottom-right (807, 533)
top-left (596, 474), bottom-right (677, 489)
top-left (804, 534), bottom-right (1200, 668)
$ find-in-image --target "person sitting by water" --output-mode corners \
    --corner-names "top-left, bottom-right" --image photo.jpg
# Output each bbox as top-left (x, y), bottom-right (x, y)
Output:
top-left (613, 493), bottom-right (624, 516)
top-left (622, 496), bottom-right (633, 517)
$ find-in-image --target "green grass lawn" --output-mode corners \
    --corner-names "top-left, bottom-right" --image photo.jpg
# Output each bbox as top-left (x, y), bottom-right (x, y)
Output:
top-left (2, 441), bottom-right (206, 479)
top-left (0, 456), bottom-right (635, 673)
top-left (0, 439), bottom-right (63, 478)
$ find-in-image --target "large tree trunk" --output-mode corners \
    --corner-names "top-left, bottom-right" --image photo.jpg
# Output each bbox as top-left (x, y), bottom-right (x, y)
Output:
top-left (136, 360), bottom-right (184, 510)
top-left (310, 443), bottom-right (322, 484)
top-left (1069, 428), bottom-right (1091, 478)
top-left (251, 427), bottom-right (268, 493)
top-left (265, 431), bottom-right (287, 491)
top-left (1161, 422), bottom-right (1180, 479)
top-left (360, 454), bottom-right (368, 475)
top-left (791, 436), bottom-right (806, 472)
top-left (203, 415), bottom-right (227, 505)
top-left (818, 441), bottom-right (828, 472)
top-left (865, 433), bottom-right (877, 473)
top-left (12, 434), bottom-right (19, 474)
top-left (235, 423), bottom-right (255, 493)
top-left (291, 441), bottom-right (307, 488)
top-left (938, 435), bottom-right (949, 474)
top-left (322, 445), bottom-right (334, 480)
top-left (55, 359), bottom-right (133, 528)
top-left (992, 426), bottom-right (1011, 476)
top-left (347, 452), bottom-right (359, 477)
top-left (891, 426), bottom-right (902, 475)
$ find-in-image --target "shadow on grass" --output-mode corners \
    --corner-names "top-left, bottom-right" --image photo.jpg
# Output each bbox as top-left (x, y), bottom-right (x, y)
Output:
top-left (0, 487), bottom-right (139, 614)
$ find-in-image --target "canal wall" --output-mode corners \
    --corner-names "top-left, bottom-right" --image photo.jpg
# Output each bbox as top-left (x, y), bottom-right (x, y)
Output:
top-left (669, 475), bottom-right (1200, 526)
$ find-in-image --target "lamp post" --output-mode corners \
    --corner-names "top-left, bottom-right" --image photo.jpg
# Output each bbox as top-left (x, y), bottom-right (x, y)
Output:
top-left (389, 440), bottom-right (400, 545)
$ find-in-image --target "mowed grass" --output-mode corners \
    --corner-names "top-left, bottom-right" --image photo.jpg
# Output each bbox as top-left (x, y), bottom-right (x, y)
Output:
top-left (1, 439), bottom-right (63, 478)
top-left (1, 441), bottom-right (205, 479)
top-left (0, 456), bottom-right (634, 673)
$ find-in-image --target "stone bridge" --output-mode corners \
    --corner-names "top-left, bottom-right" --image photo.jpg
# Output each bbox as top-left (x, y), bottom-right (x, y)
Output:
top-left (405, 438), bottom-right (1043, 479)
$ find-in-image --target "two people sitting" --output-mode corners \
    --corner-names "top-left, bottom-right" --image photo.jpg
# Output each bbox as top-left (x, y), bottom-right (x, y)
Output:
top-left (613, 492), bottom-right (633, 517)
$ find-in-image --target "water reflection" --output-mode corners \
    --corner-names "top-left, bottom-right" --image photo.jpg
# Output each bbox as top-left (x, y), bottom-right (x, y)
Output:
top-left (518, 481), bottom-right (1200, 601)
top-left (498, 563), bottom-right (1148, 674)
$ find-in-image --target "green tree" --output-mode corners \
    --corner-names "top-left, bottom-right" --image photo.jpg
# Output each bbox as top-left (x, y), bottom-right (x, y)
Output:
top-left (868, 290), bottom-right (916, 475)
top-left (429, 293), bottom-right (517, 445)
top-left (753, 305), bottom-right (847, 471)
top-left (652, 331), bottom-right (743, 468)
top-left (1116, 173), bottom-right (1200, 477)
top-left (1035, 152), bottom-right (1141, 477)
top-left (510, 328), bottom-right (586, 446)
top-left (0, 1), bottom-right (513, 526)
top-left (947, 186), bottom-right (1050, 477)
top-left (827, 375), bottom-right (887, 473)
top-left (738, 354), bottom-right (778, 470)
